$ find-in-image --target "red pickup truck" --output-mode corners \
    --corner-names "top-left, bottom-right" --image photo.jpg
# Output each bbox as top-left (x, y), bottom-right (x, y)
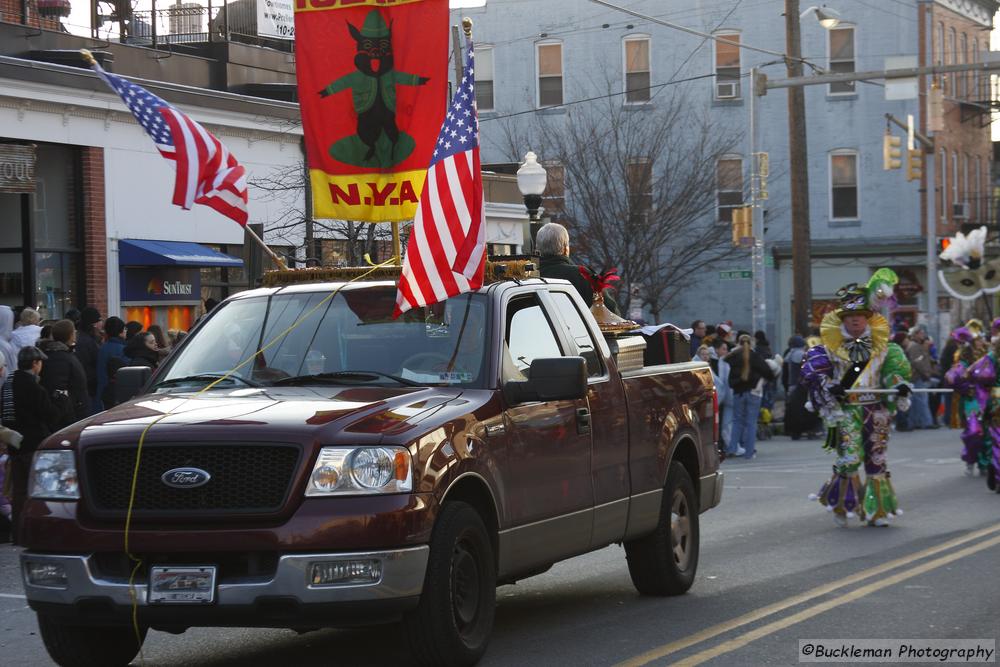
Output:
top-left (20, 278), bottom-right (722, 667)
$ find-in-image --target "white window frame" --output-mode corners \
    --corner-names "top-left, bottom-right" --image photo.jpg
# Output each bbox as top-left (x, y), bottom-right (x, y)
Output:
top-left (973, 38), bottom-right (980, 99)
top-left (952, 150), bottom-right (960, 221)
top-left (535, 40), bottom-right (564, 109)
top-left (959, 32), bottom-right (968, 98)
top-left (542, 160), bottom-right (566, 217)
top-left (712, 31), bottom-right (741, 100)
top-left (627, 157), bottom-right (654, 216)
top-left (975, 155), bottom-right (982, 220)
top-left (827, 25), bottom-right (856, 96)
top-left (716, 155), bottom-right (744, 223)
top-left (936, 22), bottom-right (945, 89)
top-left (622, 34), bottom-right (652, 104)
top-left (829, 149), bottom-right (860, 221)
top-left (939, 148), bottom-right (947, 222)
top-left (474, 45), bottom-right (495, 111)
top-left (963, 152), bottom-right (970, 216)
top-left (947, 27), bottom-right (956, 96)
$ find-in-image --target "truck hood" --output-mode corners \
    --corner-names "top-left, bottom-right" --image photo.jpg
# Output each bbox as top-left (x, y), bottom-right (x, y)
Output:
top-left (72, 386), bottom-right (466, 446)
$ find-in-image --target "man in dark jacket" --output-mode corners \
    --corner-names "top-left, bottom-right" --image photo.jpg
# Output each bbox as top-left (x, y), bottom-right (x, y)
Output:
top-left (39, 319), bottom-right (89, 426)
top-left (97, 317), bottom-right (128, 410)
top-left (536, 222), bottom-right (619, 313)
top-left (74, 307), bottom-right (102, 415)
top-left (9, 346), bottom-right (64, 544)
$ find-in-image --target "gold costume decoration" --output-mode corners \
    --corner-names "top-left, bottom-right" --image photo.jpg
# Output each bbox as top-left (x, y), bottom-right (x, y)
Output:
top-left (819, 310), bottom-right (890, 364)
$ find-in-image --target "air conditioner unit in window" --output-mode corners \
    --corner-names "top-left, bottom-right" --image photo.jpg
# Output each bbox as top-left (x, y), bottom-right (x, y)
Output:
top-left (953, 202), bottom-right (969, 219)
top-left (716, 82), bottom-right (739, 99)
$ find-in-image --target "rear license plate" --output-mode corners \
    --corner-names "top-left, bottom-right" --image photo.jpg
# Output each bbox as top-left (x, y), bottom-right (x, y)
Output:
top-left (148, 566), bottom-right (216, 604)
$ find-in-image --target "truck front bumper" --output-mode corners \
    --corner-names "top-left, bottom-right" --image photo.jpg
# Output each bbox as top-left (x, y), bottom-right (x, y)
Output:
top-left (699, 470), bottom-right (724, 510)
top-left (21, 546), bottom-right (428, 628)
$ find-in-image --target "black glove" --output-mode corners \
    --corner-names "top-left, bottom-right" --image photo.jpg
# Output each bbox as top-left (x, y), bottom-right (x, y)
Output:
top-left (895, 383), bottom-right (912, 398)
top-left (829, 384), bottom-right (846, 399)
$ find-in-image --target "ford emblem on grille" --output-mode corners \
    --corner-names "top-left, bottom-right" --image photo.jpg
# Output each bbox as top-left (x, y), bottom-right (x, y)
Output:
top-left (161, 467), bottom-right (211, 489)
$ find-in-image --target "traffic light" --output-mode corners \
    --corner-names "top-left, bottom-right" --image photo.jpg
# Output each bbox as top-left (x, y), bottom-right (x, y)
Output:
top-left (906, 148), bottom-right (923, 182)
top-left (882, 132), bottom-right (902, 170)
top-left (731, 206), bottom-right (752, 246)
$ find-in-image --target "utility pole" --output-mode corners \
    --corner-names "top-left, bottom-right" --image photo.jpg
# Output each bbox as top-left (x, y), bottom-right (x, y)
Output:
top-left (749, 67), bottom-right (766, 337)
top-left (785, 0), bottom-right (812, 337)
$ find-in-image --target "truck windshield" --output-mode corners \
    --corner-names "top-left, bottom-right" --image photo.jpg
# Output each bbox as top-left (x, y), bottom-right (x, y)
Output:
top-left (155, 286), bottom-right (489, 389)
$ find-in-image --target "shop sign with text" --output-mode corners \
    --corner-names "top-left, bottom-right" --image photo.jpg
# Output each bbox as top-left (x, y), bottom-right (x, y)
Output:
top-left (0, 144), bottom-right (36, 194)
top-left (121, 267), bottom-right (201, 303)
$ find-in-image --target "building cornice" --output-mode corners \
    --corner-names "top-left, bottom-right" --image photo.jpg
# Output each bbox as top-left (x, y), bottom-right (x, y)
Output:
top-left (933, 0), bottom-right (998, 27)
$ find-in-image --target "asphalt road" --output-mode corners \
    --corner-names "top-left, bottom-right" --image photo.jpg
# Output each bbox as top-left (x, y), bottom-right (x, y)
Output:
top-left (2, 427), bottom-right (998, 666)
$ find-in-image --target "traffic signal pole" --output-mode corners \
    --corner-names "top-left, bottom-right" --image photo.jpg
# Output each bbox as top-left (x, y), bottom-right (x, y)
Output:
top-left (749, 66), bottom-right (765, 337)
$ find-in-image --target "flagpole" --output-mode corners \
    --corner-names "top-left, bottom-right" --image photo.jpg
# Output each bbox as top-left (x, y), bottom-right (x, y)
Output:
top-left (244, 225), bottom-right (289, 271)
top-left (392, 222), bottom-right (402, 266)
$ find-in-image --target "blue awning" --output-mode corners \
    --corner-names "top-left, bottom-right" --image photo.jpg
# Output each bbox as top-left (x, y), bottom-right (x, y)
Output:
top-left (119, 239), bottom-right (244, 267)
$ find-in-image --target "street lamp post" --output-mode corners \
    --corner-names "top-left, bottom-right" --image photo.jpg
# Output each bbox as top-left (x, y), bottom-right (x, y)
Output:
top-left (516, 151), bottom-right (547, 253)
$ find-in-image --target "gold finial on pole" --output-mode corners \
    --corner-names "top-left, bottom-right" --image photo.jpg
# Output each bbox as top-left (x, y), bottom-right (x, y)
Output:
top-left (462, 17), bottom-right (473, 38)
top-left (80, 48), bottom-right (97, 67)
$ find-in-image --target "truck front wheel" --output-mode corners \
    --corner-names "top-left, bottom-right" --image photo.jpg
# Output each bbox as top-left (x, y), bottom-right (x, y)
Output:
top-left (37, 614), bottom-right (147, 667)
top-left (625, 461), bottom-right (700, 596)
top-left (404, 501), bottom-right (496, 667)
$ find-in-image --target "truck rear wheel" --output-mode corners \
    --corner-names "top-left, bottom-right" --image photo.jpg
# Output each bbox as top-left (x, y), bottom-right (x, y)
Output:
top-left (37, 614), bottom-right (147, 667)
top-left (404, 501), bottom-right (496, 667)
top-left (625, 461), bottom-right (700, 596)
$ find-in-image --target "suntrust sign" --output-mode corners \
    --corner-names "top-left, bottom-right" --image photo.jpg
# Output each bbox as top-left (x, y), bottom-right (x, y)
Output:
top-left (121, 267), bottom-right (200, 304)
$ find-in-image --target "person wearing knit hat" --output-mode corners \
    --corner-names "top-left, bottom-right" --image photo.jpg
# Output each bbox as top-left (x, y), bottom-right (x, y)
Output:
top-left (800, 270), bottom-right (912, 528)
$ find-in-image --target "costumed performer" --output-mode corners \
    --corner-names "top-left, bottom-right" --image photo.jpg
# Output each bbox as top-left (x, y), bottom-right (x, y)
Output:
top-left (948, 327), bottom-right (995, 479)
top-left (801, 270), bottom-right (912, 528)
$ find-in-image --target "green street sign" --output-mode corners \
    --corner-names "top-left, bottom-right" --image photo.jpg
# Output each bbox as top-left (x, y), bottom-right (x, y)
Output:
top-left (719, 270), bottom-right (751, 280)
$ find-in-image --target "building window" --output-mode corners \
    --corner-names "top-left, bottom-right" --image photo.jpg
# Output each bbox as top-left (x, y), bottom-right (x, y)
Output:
top-left (959, 33), bottom-right (968, 98)
top-left (939, 148), bottom-right (947, 222)
top-left (947, 27), bottom-right (956, 96)
top-left (627, 158), bottom-right (653, 217)
top-left (973, 38), bottom-right (980, 99)
top-left (624, 35), bottom-right (651, 103)
top-left (951, 151), bottom-right (959, 222)
top-left (830, 150), bottom-right (858, 220)
top-left (713, 32), bottom-right (741, 99)
top-left (542, 161), bottom-right (566, 218)
top-left (716, 156), bottom-right (743, 223)
top-left (828, 26), bottom-right (855, 94)
top-left (474, 46), bottom-right (494, 111)
top-left (537, 41), bottom-right (563, 108)
top-left (975, 155), bottom-right (982, 220)
top-left (963, 153), bottom-right (970, 217)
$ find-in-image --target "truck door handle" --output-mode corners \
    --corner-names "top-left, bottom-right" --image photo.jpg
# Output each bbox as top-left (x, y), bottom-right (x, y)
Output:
top-left (576, 407), bottom-right (591, 435)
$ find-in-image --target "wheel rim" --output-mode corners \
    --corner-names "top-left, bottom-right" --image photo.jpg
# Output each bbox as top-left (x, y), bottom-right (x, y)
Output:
top-left (451, 535), bottom-right (481, 631)
top-left (671, 489), bottom-right (691, 570)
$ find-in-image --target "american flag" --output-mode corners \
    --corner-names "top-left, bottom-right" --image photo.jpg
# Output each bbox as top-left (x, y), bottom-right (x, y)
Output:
top-left (89, 60), bottom-right (249, 226)
top-left (394, 42), bottom-right (485, 317)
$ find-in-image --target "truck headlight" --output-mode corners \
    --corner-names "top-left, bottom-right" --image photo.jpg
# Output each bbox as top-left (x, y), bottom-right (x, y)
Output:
top-left (30, 451), bottom-right (79, 500)
top-left (305, 447), bottom-right (412, 496)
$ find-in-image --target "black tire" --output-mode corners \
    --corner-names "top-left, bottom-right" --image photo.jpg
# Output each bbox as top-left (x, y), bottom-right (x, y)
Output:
top-left (37, 614), bottom-right (147, 667)
top-left (624, 461), bottom-right (700, 596)
top-left (404, 501), bottom-right (496, 667)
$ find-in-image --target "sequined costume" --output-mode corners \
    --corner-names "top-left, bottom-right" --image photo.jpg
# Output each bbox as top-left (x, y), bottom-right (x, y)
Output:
top-left (947, 347), bottom-right (992, 476)
top-left (800, 272), bottom-right (912, 527)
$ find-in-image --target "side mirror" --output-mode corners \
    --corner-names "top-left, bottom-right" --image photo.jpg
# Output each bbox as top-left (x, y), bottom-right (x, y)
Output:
top-left (115, 366), bottom-right (152, 404)
top-left (504, 357), bottom-right (587, 404)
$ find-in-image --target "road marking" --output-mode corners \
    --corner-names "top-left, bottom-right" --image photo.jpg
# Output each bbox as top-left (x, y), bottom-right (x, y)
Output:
top-left (614, 521), bottom-right (1000, 667)
top-left (0, 593), bottom-right (26, 599)
top-left (671, 533), bottom-right (1000, 666)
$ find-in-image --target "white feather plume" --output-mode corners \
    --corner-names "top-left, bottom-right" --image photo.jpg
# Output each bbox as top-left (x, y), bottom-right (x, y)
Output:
top-left (939, 226), bottom-right (987, 268)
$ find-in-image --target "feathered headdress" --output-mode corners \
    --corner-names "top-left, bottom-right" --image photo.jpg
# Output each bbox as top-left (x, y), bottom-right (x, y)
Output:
top-left (939, 226), bottom-right (987, 270)
top-left (578, 266), bottom-right (621, 292)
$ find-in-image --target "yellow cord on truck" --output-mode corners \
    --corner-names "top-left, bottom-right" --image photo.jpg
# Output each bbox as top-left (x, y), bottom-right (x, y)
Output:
top-left (122, 258), bottom-right (399, 661)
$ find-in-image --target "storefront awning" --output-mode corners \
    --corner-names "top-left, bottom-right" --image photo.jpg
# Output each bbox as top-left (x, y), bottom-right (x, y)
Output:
top-left (119, 239), bottom-right (244, 267)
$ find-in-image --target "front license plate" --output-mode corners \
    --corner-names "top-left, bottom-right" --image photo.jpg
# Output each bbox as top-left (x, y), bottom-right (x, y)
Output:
top-left (148, 566), bottom-right (216, 604)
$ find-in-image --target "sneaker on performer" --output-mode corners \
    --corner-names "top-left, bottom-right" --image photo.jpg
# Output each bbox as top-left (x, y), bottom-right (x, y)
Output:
top-left (965, 463), bottom-right (975, 476)
top-left (868, 517), bottom-right (889, 527)
top-left (833, 513), bottom-right (848, 528)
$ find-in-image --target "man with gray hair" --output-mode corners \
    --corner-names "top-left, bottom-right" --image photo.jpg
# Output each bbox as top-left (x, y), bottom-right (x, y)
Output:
top-left (905, 323), bottom-right (937, 429)
top-left (537, 222), bottom-right (618, 312)
top-left (10, 307), bottom-right (42, 352)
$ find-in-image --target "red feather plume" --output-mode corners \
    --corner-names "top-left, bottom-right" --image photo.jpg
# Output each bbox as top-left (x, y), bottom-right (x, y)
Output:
top-left (578, 266), bottom-right (621, 292)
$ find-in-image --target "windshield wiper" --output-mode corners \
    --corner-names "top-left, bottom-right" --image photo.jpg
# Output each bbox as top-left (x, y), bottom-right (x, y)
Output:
top-left (155, 373), bottom-right (263, 389)
top-left (271, 370), bottom-right (422, 387)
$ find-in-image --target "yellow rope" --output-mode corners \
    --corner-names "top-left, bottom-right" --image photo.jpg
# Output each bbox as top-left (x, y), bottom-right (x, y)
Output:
top-left (122, 257), bottom-right (398, 660)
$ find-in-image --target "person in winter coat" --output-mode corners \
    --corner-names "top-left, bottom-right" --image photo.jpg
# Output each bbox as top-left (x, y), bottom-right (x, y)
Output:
top-left (97, 317), bottom-right (128, 410)
top-left (724, 333), bottom-right (778, 459)
top-left (9, 346), bottom-right (64, 544)
top-left (709, 338), bottom-right (734, 452)
top-left (0, 305), bottom-right (17, 373)
top-left (536, 222), bottom-right (619, 313)
top-left (10, 307), bottom-right (42, 351)
top-left (38, 320), bottom-right (89, 426)
top-left (74, 307), bottom-right (103, 414)
top-left (123, 331), bottom-right (160, 370)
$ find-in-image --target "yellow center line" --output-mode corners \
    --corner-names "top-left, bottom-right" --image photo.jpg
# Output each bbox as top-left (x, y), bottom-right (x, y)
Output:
top-left (615, 522), bottom-right (1000, 667)
top-left (671, 533), bottom-right (1000, 666)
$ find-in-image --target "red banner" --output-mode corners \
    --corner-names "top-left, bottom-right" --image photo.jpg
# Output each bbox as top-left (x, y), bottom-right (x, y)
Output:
top-left (294, 0), bottom-right (448, 221)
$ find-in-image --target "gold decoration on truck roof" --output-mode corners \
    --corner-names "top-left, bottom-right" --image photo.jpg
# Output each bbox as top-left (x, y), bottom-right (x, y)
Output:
top-left (261, 259), bottom-right (540, 288)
